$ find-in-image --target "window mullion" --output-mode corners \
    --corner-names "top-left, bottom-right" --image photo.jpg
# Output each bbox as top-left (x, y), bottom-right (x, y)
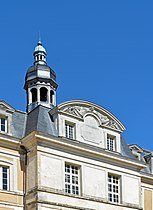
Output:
top-left (70, 166), bottom-right (73, 193)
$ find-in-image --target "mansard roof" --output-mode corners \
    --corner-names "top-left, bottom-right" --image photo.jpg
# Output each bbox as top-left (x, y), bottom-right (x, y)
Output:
top-left (0, 99), bottom-right (146, 165)
top-left (56, 100), bottom-right (126, 132)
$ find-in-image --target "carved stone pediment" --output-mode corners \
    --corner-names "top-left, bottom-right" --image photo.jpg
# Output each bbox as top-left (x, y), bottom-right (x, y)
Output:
top-left (0, 100), bottom-right (15, 113)
top-left (129, 144), bottom-right (143, 153)
top-left (61, 106), bottom-right (88, 118)
top-left (58, 100), bottom-right (125, 132)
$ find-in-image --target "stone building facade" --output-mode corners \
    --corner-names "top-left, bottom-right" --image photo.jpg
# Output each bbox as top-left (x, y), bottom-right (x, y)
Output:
top-left (0, 41), bottom-right (152, 210)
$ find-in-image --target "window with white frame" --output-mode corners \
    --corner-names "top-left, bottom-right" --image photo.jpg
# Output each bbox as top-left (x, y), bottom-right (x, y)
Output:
top-left (65, 122), bottom-right (75, 139)
top-left (0, 166), bottom-right (9, 191)
top-left (107, 135), bottom-right (116, 151)
top-left (65, 163), bottom-right (80, 195)
top-left (108, 174), bottom-right (120, 203)
top-left (0, 117), bottom-right (7, 133)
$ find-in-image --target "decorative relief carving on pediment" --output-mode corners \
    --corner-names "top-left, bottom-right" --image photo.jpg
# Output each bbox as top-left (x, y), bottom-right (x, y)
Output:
top-left (0, 104), bottom-right (7, 111)
top-left (60, 105), bottom-right (120, 130)
top-left (61, 106), bottom-right (87, 118)
top-left (0, 101), bottom-right (15, 113)
top-left (129, 145), bottom-right (143, 153)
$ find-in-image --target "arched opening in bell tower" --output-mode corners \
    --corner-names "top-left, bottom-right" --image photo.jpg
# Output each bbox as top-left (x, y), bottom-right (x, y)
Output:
top-left (31, 88), bottom-right (37, 103)
top-left (40, 87), bottom-right (48, 102)
top-left (50, 90), bottom-right (54, 104)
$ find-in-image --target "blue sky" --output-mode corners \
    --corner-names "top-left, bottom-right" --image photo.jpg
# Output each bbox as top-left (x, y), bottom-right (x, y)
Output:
top-left (0, 1), bottom-right (153, 150)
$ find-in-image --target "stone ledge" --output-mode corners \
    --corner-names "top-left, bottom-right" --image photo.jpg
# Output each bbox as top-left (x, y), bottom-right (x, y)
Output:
top-left (26, 186), bottom-right (142, 210)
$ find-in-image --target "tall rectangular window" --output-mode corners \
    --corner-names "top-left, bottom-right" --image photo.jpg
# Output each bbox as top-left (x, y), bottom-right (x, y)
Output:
top-left (107, 135), bottom-right (116, 151)
top-left (0, 118), bottom-right (7, 133)
top-left (108, 174), bottom-right (120, 203)
top-left (65, 123), bottom-right (74, 139)
top-left (0, 166), bottom-right (9, 191)
top-left (65, 163), bottom-right (80, 195)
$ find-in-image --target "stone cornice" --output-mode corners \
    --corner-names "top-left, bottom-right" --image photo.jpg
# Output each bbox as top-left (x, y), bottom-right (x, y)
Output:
top-left (0, 133), bottom-right (20, 151)
top-left (140, 172), bottom-right (153, 184)
top-left (26, 186), bottom-right (142, 210)
top-left (21, 131), bottom-right (146, 171)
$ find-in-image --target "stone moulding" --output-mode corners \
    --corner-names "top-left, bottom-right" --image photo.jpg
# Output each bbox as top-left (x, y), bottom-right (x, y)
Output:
top-left (55, 100), bottom-right (126, 132)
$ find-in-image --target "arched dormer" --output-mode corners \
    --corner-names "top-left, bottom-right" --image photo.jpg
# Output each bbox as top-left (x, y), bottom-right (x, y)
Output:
top-left (56, 100), bottom-right (125, 132)
top-left (50, 100), bottom-right (125, 152)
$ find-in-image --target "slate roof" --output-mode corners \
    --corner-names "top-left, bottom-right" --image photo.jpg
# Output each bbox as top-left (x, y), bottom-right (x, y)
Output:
top-left (120, 136), bottom-right (136, 159)
top-left (25, 64), bottom-right (56, 82)
top-left (25, 105), bottom-right (58, 136)
top-left (12, 111), bottom-right (27, 138)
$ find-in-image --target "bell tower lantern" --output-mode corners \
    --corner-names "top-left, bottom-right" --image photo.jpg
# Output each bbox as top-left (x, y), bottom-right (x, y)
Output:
top-left (24, 41), bottom-right (58, 112)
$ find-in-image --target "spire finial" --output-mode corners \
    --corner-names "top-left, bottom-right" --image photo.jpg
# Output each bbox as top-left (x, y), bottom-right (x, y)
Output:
top-left (38, 30), bottom-right (42, 45)
top-left (34, 33), bottom-right (47, 65)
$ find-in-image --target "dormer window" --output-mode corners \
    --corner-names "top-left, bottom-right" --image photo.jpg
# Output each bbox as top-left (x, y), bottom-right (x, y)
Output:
top-left (65, 122), bottom-right (75, 140)
top-left (0, 117), bottom-right (7, 133)
top-left (107, 135), bottom-right (116, 151)
top-left (129, 145), bottom-right (143, 161)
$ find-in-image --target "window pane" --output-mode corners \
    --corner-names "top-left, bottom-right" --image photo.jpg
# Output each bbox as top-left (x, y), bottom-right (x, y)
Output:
top-left (3, 173), bottom-right (7, 179)
top-left (108, 193), bottom-right (112, 202)
top-left (108, 184), bottom-right (112, 192)
top-left (1, 118), bottom-right (5, 125)
top-left (65, 164), bottom-right (70, 173)
top-left (3, 184), bottom-right (7, 190)
top-left (65, 184), bottom-right (71, 193)
top-left (65, 174), bottom-right (70, 183)
top-left (2, 167), bottom-right (7, 173)
top-left (72, 175), bottom-right (78, 184)
top-left (3, 179), bottom-right (7, 184)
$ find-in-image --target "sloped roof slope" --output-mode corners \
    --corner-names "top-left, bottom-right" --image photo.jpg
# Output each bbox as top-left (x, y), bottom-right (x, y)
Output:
top-left (25, 105), bottom-right (57, 136)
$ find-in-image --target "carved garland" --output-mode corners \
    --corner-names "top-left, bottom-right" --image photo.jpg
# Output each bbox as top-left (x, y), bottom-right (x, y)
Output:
top-left (60, 106), bottom-right (120, 130)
